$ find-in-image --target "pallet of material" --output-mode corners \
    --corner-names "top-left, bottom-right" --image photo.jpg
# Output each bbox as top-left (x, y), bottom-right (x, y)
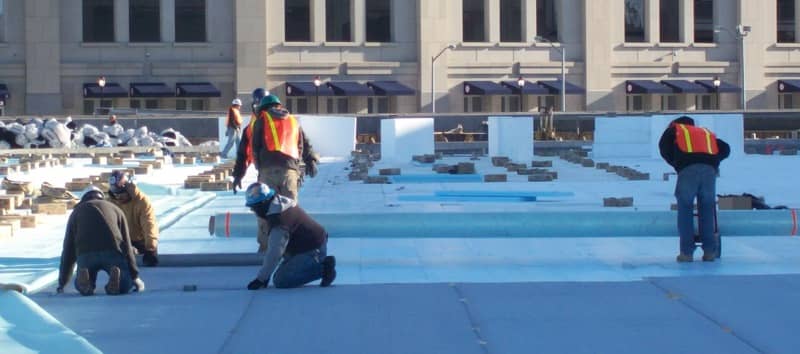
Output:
top-left (184, 175), bottom-right (215, 189)
top-left (201, 181), bottom-right (231, 191)
top-left (201, 155), bottom-right (221, 164)
top-left (0, 165), bottom-right (19, 175)
top-left (92, 156), bottom-right (108, 165)
top-left (108, 157), bottom-right (125, 166)
top-left (65, 180), bottom-right (93, 192)
top-left (0, 214), bottom-right (38, 228)
top-left (0, 219), bottom-right (21, 236)
top-left (32, 202), bottom-right (68, 215)
top-left (0, 196), bottom-right (16, 214)
top-left (132, 165), bottom-right (152, 175)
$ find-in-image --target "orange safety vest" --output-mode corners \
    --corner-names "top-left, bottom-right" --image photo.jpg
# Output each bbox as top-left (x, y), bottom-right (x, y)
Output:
top-left (245, 111), bottom-right (300, 163)
top-left (227, 106), bottom-right (242, 128)
top-left (674, 123), bottom-right (719, 155)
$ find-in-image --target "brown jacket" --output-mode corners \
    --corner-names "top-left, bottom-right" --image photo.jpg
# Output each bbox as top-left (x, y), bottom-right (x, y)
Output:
top-left (107, 183), bottom-right (159, 252)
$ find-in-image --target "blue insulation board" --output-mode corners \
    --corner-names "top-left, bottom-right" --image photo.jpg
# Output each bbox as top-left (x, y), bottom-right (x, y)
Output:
top-left (388, 174), bottom-right (483, 183)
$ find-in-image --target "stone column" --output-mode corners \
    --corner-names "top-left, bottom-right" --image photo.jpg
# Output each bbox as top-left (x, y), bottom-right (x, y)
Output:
top-left (524, 0), bottom-right (537, 42)
top-left (24, 0), bottom-right (62, 114)
top-left (235, 0), bottom-right (268, 110)
top-left (312, 0), bottom-right (326, 42)
top-left (487, 0), bottom-right (500, 43)
top-left (117, 0), bottom-right (130, 42)
top-left (584, 0), bottom-right (614, 111)
top-left (161, 0), bottom-right (175, 42)
top-left (353, 0), bottom-right (365, 43)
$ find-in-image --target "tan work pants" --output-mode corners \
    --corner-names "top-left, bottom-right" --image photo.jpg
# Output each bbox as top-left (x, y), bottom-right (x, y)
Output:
top-left (256, 166), bottom-right (300, 253)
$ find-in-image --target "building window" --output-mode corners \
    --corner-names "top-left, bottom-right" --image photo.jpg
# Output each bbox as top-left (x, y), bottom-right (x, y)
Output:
top-left (780, 93), bottom-right (794, 109)
top-left (696, 95), bottom-right (713, 110)
top-left (367, 97), bottom-right (389, 113)
top-left (366, 0), bottom-right (391, 42)
top-left (500, 0), bottom-right (522, 42)
top-left (285, 0), bottom-right (311, 42)
top-left (191, 99), bottom-right (205, 111)
top-left (83, 100), bottom-right (95, 115)
top-left (693, 0), bottom-right (713, 43)
top-left (660, 0), bottom-right (680, 43)
top-left (0, 0), bottom-right (5, 42)
top-left (286, 97), bottom-right (310, 114)
top-left (462, 0), bottom-right (485, 42)
top-left (537, 96), bottom-right (556, 111)
top-left (463, 96), bottom-right (483, 112)
top-left (625, 0), bottom-right (646, 42)
top-left (537, 0), bottom-right (558, 42)
top-left (130, 0), bottom-right (161, 42)
top-left (326, 0), bottom-right (351, 41)
top-left (83, 0), bottom-right (115, 42)
top-left (626, 95), bottom-right (644, 111)
top-left (175, 0), bottom-right (206, 42)
top-left (778, 0), bottom-right (795, 43)
top-left (661, 95), bottom-right (678, 110)
top-left (326, 98), bottom-right (349, 113)
top-left (500, 96), bottom-right (520, 112)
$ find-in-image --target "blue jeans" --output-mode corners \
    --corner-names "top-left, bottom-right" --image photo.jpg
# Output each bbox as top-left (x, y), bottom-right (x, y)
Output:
top-left (272, 244), bottom-right (327, 288)
top-left (675, 164), bottom-right (717, 256)
top-left (221, 127), bottom-right (241, 158)
top-left (76, 251), bottom-right (134, 294)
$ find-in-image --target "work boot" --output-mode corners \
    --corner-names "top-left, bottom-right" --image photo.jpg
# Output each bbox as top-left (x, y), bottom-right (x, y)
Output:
top-left (702, 252), bottom-right (717, 262)
top-left (76, 268), bottom-right (94, 296)
top-left (675, 254), bottom-right (693, 263)
top-left (321, 256), bottom-right (336, 287)
top-left (105, 266), bottom-right (121, 295)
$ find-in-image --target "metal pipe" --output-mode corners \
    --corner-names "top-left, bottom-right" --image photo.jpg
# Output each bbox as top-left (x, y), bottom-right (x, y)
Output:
top-left (210, 209), bottom-right (799, 238)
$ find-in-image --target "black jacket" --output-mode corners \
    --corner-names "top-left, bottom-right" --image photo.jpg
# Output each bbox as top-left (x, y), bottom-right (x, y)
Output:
top-left (659, 124), bottom-right (730, 173)
top-left (58, 199), bottom-right (139, 288)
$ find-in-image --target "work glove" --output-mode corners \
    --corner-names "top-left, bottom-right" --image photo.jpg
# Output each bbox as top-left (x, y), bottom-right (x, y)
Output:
top-left (247, 277), bottom-right (269, 290)
top-left (304, 155), bottom-right (319, 178)
top-left (142, 250), bottom-right (159, 267)
top-left (133, 278), bottom-right (146, 292)
top-left (233, 176), bottom-right (243, 194)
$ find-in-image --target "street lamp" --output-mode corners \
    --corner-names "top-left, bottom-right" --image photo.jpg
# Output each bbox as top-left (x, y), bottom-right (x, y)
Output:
top-left (535, 36), bottom-right (566, 112)
top-left (517, 77), bottom-right (525, 112)
top-left (97, 76), bottom-right (106, 108)
top-left (431, 44), bottom-right (456, 113)
top-left (712, 76), bottom-right (721, 110)
top-left (714, 24), bottom-right (751, 110)
top-left (313, 76), bottom-right (321, 114)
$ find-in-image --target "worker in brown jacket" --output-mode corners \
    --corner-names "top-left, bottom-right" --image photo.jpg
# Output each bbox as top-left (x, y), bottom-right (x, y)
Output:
top-left (107, 170), bottom-right (160, 266)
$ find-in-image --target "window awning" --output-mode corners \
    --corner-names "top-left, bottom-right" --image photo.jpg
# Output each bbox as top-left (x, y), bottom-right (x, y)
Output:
top-left (327, 81), bottom-right (374, 96)
top-left (660, 80), bottom-right (708, 94)
top-left (83, 82), bottom-right (129, 98)
top-left (778, 79), bottom-right (800, 93)
top-left (286, 82), bottom-right (335, 96)
top-left (695, 80), bottom-right (740, 93)
top-left (463, 81), bottom-right (513, 95)
top-left (537, 80), bottom-right (584, 95)
top-left (0, 84), bottom-right (8, 100)
top-left (500, 81), bottom-right (551, 95)
top-left (366, 81), bottom-right (415, 96)
top-left (130, 82), bottom-right (174, 97)
top-left (175, 82), bottom-right (221, 97)
top-left (625, 80), bottom-right (673, 94)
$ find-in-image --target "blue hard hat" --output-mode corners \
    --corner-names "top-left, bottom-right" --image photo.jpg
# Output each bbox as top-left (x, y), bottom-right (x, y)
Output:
top-left (251, 88), bottom-right (266, 105)
top-left (244, 182), bottom-right (275, 207)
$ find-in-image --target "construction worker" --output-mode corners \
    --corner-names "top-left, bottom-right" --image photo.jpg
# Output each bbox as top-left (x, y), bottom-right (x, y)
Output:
top-left (107, 170), bottom-right (160, 266)
top-left (57, 187), bottom-right (145, 296)
top-left (232, 93), bottom-right (319, 252)
top-left (243, 182), bottom-right (336, 289)
top-left (221, 98), bottom-right (243, 158)
top-left (659, 116), bottom-right (730, 263)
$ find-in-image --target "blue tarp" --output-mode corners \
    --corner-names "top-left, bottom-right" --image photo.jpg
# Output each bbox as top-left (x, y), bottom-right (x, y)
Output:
top-left (463, 81), bottom-right (513, 95)
top-left (130, 82), bottom-right (174, 97)
top-left (367, 81), bottom-right (415, 96)
top-left (778, 79), bottom-right (800, 93)
top-left (286, 82), bottom-right (335, 96)
top-left (661, 80), bottom-right (708, 93)
top-left (625, 80), bottom-right (673, 94)
top-left (537, 80), bottom-right (585, 94)
top-left (695, 79), bottom-right (740, 93)
top-left (327, 82), bottom-right (374, 96)
top-left (500, 81), bottom-right (551, 95)
top-left (83, 83), bottom-right (128, 98)
top-left (175, 82), bottom-right (221, 97)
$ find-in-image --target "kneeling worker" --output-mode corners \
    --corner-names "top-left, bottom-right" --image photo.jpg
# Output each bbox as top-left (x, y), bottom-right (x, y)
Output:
top-left (244, 182), bottom-right (336, 289)
top-left (57, 187), bottom-right (145, 295)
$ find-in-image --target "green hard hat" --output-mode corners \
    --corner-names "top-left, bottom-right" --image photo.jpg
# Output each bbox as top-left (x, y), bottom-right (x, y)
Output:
top-left (259, 94), bottom-right (281, 109)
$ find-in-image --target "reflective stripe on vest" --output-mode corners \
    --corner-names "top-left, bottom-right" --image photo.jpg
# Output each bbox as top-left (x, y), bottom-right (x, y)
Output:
top-left (675, 123), bottom-right (719, 155)
top-left (245, 113), bottom-right (257, 164)
top-left (261, 111), bottom-right (300, 159)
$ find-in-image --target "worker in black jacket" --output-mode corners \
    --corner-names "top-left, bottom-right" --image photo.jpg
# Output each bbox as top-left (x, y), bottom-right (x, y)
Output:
top-left (57, 187), bottom-right (145, 295)
top-left (659, 116), bottom-right (730, 263)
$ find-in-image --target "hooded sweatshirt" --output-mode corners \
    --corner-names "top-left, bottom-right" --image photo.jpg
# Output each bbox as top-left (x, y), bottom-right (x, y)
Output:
top-left (658, 117), bottom-right (731, 173)
top-left (107, 183), bottom-right (159, 252)
top-left (256, 194), bottom-right (328, 282)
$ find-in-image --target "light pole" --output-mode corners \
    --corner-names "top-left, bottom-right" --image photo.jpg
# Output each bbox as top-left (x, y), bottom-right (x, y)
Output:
top-left (431, 44), bottom-right (456, 113)
top-left (313, 76), bottom-right (321, 114)
top-left (714, 24), bottom-right (751, 110)
top-left (97, 76), bottom-right (106, 108)
top-left (517, 77), bottom-right (525, 112)
top-left (535, 36), bottom-right (566, 112)
top-left (713, 76), bottom-right (721, 110)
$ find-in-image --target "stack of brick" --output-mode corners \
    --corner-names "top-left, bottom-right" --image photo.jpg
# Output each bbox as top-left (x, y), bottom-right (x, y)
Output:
top-left (603, 197), bottom-right (634, 207)
top-left (412, 154), bottom-right (436, 163)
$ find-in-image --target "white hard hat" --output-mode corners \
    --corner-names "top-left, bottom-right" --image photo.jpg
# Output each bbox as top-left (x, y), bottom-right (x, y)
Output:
top-left (232, 98), bottom-right (242, 106)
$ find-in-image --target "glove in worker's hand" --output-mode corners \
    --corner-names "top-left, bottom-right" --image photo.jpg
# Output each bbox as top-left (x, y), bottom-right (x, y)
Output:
top-left (233, 177), bottom-right (243, 194)
top-left (133, 278), bottom-right (146, 292)
top-left (142, 250), bottom-right (159, 267)
top-left (247, 277), bottom-right (268, 290)
top-left (304, 154), bottom-right (319, 178)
